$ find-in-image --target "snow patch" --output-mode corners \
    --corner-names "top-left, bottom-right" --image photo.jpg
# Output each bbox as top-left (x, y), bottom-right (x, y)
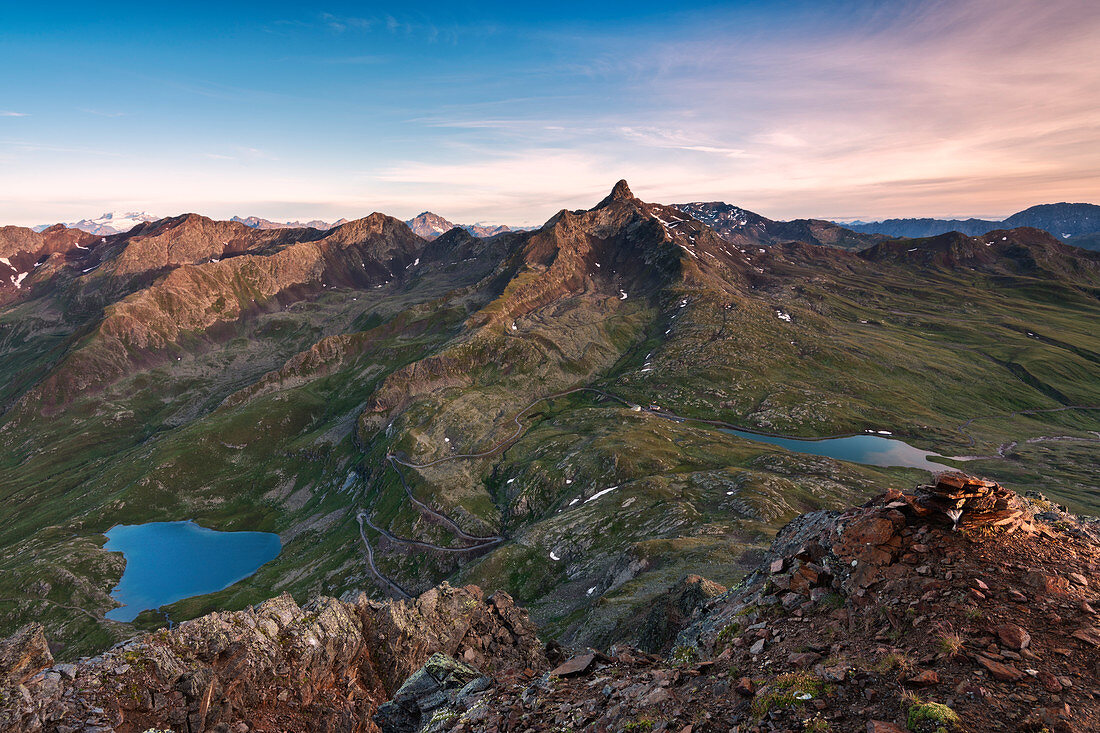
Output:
top-left (619, 290), bottom-right (628, 300)
top-left (776, 310), bottom-right (791, 322)
top-left (11, 272), bottom-right (27, 288)
top-left (585, 486), bottom-right (618, 503)
top-left (0, 257), bottom-right (9, 267)
top-left (549, 550), bottom-right (561, 561)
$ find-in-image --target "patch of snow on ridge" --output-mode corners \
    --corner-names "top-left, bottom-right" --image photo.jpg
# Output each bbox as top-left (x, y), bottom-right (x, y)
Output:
top-left (0, 257), bottom-right (10, 267)
top-left (11, 272), bottom-right (27, 288)
top-left (549, 550), bottom-right (561, 561)
top-left (585, 486), bottom-right (618, 503)
top-left (776, 310), bottom-right (791, 322)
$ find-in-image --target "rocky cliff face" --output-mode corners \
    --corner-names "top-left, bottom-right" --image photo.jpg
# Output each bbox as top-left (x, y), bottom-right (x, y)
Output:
top-left (0, 584), bottom-right (545, 733)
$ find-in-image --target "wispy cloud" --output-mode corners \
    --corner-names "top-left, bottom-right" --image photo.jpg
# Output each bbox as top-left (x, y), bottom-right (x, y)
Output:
top-left (618, 126), bottom-right (748, 157)
top-left (202, 147), bottom-right (278, 162)
top-left (1, 111), bottom-right (28, 117)
top-left (80, 108), bottom-right (126, 117)
top-left (0, 139), bottom-right (120, 156)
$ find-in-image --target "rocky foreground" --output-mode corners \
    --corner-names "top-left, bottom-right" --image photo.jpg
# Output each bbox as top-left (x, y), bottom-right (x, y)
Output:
top-left (3, 473), bottom-right (1099, 732)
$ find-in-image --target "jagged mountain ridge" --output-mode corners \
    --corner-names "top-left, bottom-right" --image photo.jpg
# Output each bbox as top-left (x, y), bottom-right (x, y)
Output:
top-left (673, 200), bottom-right (889, 251)
top-left (231, 214), bottom-right (351, 230)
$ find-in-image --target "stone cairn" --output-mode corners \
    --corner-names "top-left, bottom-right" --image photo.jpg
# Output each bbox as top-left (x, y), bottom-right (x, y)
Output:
top-left (892, 471), bottom-right (1034, 534)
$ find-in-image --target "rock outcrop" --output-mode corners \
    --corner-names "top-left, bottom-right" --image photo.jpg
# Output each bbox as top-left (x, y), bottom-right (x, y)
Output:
top-left (0, 584), bottom-right (545, 733)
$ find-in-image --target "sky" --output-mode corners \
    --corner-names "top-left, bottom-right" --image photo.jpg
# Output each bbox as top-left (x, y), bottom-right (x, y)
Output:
top-left (1, 0), bottom-right (1098, 226)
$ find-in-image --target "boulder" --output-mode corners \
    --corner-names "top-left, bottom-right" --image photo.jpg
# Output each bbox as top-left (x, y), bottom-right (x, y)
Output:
top-left (996, 623), bottom-right (1031, 650)
top-left (373, 653), bottom-right (482, 733)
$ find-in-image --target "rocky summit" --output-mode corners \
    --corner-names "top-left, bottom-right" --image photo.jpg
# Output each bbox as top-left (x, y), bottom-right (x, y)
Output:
top-left (2, 473), bottom-right (1098, 732)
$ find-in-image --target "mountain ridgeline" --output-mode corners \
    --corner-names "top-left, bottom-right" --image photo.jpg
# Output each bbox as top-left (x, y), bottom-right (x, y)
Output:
top-left (0, 180), bottom-right (1098, 696)
top-left (838, 202), bottom-right (1100, 250)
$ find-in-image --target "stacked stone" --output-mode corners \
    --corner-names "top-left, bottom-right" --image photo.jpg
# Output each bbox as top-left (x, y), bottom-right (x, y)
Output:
top-left (907, 472), bottom-right (1033, 534)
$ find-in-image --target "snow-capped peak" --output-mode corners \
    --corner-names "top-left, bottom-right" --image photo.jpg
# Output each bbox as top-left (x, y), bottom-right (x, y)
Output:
top-left (42, 211), bottom-right (161, 236)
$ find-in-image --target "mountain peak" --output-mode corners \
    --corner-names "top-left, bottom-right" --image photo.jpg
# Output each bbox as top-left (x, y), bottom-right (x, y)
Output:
top-left (595, 179), bottom-right (637, 208)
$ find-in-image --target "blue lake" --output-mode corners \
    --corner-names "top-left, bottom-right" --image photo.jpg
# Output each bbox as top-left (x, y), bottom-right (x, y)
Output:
top-left (720, 429), bottom-right (953, 471)
top-left (104, 521), bottom-right (281, 622)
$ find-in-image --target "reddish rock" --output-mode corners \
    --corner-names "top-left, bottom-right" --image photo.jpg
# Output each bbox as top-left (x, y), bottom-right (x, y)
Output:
top-left (1038, 670), bottom-right (1063, 693)
top-left (1071, 626), bottom-right (1100, 648)
top-left (1025, 571), bottom-right (1070, 595)
top-left (550, 653), bottom-right (596, 677)
top-left (837, 515), bottom-right (899, 552)
top-left (642, 686), bottom-right (671, 706)
top-left (975, 654), bottom-right (1026, 681)
top-left (905, 669), bottom-right (940, 686)
top-left (996, 623), bottom-right (1031, 650)
top-left (0, 624), bottom-right (52, 687)
top-left (789, 565), bottom-right (821, 593)
top-left (867, 722), bottom-right (907, 733)
top-left (788, 652), bottom-right (821, 668)
top-left (734, 676), bottom-right (756, 696)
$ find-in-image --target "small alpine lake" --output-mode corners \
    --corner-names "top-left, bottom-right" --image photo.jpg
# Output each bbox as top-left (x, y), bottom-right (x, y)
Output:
top-left (104, 521), bottom-right (281, 622)
top-left (719, 428), bottom-right (955, 471)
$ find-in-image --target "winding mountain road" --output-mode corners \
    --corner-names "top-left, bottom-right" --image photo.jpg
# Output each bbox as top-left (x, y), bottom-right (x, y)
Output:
top-left (356, 387), bottom-right (628, 596)
top-left (355, 512), bottom-right (413, 600)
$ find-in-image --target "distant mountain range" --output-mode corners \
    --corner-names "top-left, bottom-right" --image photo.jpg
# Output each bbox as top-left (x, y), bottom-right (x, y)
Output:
top-left (38, 202), bottom-right (1100, 251)
top-left (34, 212), bottom-right (521, 241)
top-left (32, 212), bottom-right (160, 236)
top-left (404, 212), bottom-right (520, 240)
top-left (837, 202), bottom-right (1100, 250)
top-left (230, 215), bottom-right (350, 230)
top-left (233, 212), bottom-right (519, 240)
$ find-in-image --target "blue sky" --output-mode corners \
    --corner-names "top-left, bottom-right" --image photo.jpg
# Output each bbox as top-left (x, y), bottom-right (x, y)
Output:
top-left (2, 1), bottom-right (1098, 226)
